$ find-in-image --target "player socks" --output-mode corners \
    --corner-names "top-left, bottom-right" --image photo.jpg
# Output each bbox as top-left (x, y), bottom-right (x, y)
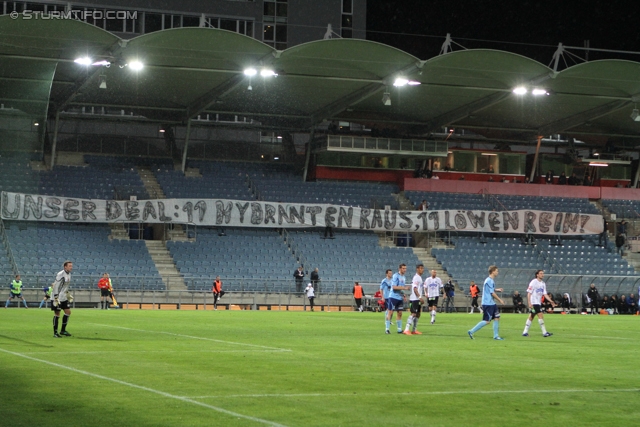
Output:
top-left (538, 319), bottom-right (547, 334)
top-left (61, 314), bottom-right (70, 332)
top-left (396, 320), bottom-right (402, 332)
top-left (385, 320), bottom-right (391, 331)
top-left (492, 320), bottom-right (500, 338)
top-left (412, 318), bottom-right (419, 332)
top-left (404, 317), bottom-right (413, 331)
top-left (53, 315), bottom-right (59, 334)
top-left (430, 310), bottom-right (436, 323)
top-left (469, 320), bottom-right (486, 333)
top-left (523, 319), bottom-right (532, 334)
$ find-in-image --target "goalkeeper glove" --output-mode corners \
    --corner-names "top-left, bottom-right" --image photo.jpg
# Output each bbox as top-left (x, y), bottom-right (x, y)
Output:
top-left (66, 292), bottom-right (74, 303)
top-left (53, 296), bottom-right (60, 307)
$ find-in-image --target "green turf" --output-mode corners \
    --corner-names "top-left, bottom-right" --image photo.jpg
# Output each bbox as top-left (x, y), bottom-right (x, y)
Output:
top-left (0, 309), bottom-right (638, 427)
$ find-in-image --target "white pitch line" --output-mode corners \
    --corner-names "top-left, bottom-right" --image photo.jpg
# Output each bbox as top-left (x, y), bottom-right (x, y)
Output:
top-left (187, 388), bottom-right (640, 399)
top-left (88, 323), bottom-right (291, 352)
top-left (0, 347), bottom-right (287, 427)
top-left (23, 349), bottom-right (288, 355)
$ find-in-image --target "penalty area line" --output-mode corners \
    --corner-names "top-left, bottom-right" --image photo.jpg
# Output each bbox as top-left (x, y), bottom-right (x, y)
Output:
top-left (88, 323), bottom-right (291, 352)
top-left (0, 346), bottom-right (287, 427)
top-left (187, 388), bottom-right (640, 399)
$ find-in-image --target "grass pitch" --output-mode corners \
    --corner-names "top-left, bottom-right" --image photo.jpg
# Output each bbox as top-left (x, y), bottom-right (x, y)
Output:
top-left (0, 309), bottom-right (637, 427)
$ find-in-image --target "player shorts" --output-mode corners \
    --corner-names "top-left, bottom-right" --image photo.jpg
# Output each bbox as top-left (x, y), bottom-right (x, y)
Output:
top-left (8, 293), bottom-right (23, 299)
top-left (100, 288), bottom-right (111, 297)
top-left (529, 304), bottom-right (543, 315)
top-left (427, 297), bottom-right (439, 307)
top-left (482, 305), bottom-right (500, 322)
top-left (387, 298), bottom-right (404, 311)
top-left (471, 296), bottom-right (479, 307)
top-left (409, 300), bottom-right (422, 314)
top-left (51, 300), bottom-right (70, 311)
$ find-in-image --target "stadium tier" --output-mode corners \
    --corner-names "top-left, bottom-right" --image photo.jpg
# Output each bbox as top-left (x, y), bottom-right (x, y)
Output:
top-left (431, 235), bottom-right (639, 295)
top-left (602, 199), bottom-right (640, 219)
top-left (4, 222), bottom-right (164, 290)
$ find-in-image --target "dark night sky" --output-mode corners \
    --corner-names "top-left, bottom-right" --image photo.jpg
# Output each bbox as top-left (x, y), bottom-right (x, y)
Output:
top-left (367, 1), bottom-right (640, 65)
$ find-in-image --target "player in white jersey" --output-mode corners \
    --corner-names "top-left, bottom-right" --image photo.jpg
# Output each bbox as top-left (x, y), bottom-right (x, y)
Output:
top-left (52, 261), bottom-right (73, 338)
top-left (403, 264), bottom-right (425, 335)
top-left (423, 270), bottom-right (443, 324)
top-left (522, 270), bottom-right (555, 337)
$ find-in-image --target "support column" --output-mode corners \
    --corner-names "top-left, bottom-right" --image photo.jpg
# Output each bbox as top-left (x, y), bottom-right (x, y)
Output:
top-left (181, 119), bottom-right (192, 174)
top-left (302, 129), bottom-right (315, 182)
top-left (633, 153), bottom-right (640, 188)
top-left (50, 111), bottom-right (60, 170)
top-left (529, 135), bottom-right (543, 184)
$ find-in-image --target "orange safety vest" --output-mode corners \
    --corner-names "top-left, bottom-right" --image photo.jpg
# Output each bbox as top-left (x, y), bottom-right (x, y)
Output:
top-left (353, 285), bottom-right (363, 299)
top-left (470, 285), bottom-right (479, 297)
top-left (213, 280), bottom-right (222, 293)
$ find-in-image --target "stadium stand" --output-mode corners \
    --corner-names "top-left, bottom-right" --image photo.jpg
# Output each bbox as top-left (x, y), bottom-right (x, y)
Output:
top-left (4, 222), bottom-right (164, 290)
top-left (601, 199), bottom-right (640, 219)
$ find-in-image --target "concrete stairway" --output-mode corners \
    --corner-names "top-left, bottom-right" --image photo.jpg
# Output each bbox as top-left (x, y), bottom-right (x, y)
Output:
top-left (395, 191), bottom-right (416, 210)
top-left (145, 240), bottom-right (186, 291)
top-left (108, 223), bottom-right (129, 240)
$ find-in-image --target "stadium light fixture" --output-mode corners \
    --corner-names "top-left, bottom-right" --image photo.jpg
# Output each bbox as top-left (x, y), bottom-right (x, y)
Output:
top-left (128, 60), bottom-right (144, 71)
top-left (481, 152), bottom-right (497, 156)
top-left (512, 86), bottom-right (527, 95)
top-left (260, 68), bottom-right (277, 77)
top-left (244, 68), bottom-right (257, 77)
top-left (33, 121), bottom-right (39, 127)
top-left (589, 162), bottom-right (608, 167)
top-left (98, 74), bottom-right (107, 89)
top-left (393, 77), bottom-right (421, 87)
top-left (532, 88), bottom-right (549, 96)
top-left (382, 90), bottom-right (391, 106)
top-left (631, 108), bottom-right (640, 122)
top-left (92, 60), bottom-right (110, 66)
top-left (74, 56), bottom-right (92, 66)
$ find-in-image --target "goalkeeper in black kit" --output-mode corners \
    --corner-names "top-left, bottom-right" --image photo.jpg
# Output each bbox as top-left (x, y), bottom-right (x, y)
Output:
top-left (52, 261), bottom-right (73, 338)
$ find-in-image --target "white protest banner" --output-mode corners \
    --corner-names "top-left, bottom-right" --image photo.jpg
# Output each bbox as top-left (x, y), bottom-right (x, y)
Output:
top-left (1, 191), bottom-right (603, 235)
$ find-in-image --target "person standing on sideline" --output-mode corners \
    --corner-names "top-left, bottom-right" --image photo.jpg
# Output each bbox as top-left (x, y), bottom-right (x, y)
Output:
top-left (403, 264), bottom-right (425, 335)
top-left (444, 279), bottom-right (455, 313)
top-left (305, 282), bottom-right (315, 311)
top-left (587, 283), bottom-right (599, 314)
top-left (522, 270), bottom-right (556, 337)
top-left (379, 269), bottom-right (393, 332)
top-left (52, 261), bottom-right (73, 338)
top-left (39, 285), bottom-right (52, 309)
top-left (424, 270), bottom-right (443, 324)
top-left (293, 266), bottom-right (305, 294)
top-left (469, 281), bottom-right (480, 314)
top-left (467, 265), bottom-right (505, 340)
top-left (385, 264), bottom-right (410, 334)
top-left (212, 276), bottom-right (223, 310)
top-left (353, 282), bottom-right (364, 312)
top-left (310, 268), bottom-right (320, 292)
top-left (97, 273), bottom-right (112, 310)
top-left (5, 275), bottom-right (28, 308)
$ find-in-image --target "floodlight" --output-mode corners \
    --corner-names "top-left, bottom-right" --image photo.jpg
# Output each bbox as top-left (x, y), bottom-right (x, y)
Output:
top-left (393, 77), bottom-right (409, 87)
top-left (512, 86), bottom-right (527, 95)
top-left (532, 88), bottom-right (549, 96)
top-left (74, 56), bottom-right (92, 66)
top-left (407, 81), bottom-right (421, 86)
top-left (33, 121), bottom-right (39, 127)
top-left (260, 68), bottom-right (277, 77)
top-left (589, 162), bottom-right (608, 167)
top-left (631, 108), bottom-right (640, 122)
top-left (244, 68), bottom-right (257, 77)
top-left (129, 60), bottom-right (144, 71)
top-left (92, 60), bottom-right (110, 66)
top-left (273, 156), bottom-right (280, 160)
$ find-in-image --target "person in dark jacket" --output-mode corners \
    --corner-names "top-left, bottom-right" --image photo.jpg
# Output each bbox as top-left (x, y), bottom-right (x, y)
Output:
top-left (512, 291), bottom-right (525, 313)
top-left (587, 283), bottom-right (599, 314)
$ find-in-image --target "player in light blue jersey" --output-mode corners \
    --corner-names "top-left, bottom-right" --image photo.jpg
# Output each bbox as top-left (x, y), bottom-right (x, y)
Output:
top-left (379, 269), bottom-right (393, 318)
top-left (384, 264), bottom-right (410, 334)
top-left (467, 265), bottom-right (505, 340)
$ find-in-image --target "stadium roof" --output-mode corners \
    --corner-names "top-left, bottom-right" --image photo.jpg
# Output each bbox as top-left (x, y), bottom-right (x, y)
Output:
top-left (1, 16), bottom-right (640, 146)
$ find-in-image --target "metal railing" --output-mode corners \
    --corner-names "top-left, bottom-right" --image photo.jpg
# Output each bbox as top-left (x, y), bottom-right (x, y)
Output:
top-left (0, 218), bottom-right (19, 276)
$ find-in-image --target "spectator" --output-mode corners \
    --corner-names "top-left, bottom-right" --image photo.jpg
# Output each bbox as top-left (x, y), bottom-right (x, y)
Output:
top-left (444, 163), bottom-right (451, 171)
top-left (488, 165), bottom-right (494, 173)
top-left (488, 176), bottom-right (494, 182)
top-left (353, 281), bottom-right (364, 312)
top-left (310, 268), bottom-right (320, 292)
top-left (305, 282), bottom-right (315, 312)
top-left (432, 174), bottom-right (439, 180)
top-left (524, 176), bottom-right (530, 184)
top-left (293, 266), bottom-right (305, 294)
top-left (459, 175), bottom-right (465, 180)
top-left (598, 217), bottom-right (608, 248)
top-left (558, 172), bottom-right (567, 185)
top-left (583, 173), bottom-right (592, 186)
top-left (587, 283), bottom-right (599, 314)
top-left (323, 226), bottom-right (334, 239)
top-left (616, 233), bottom-right (626, 256)
top-left (545, 170), bottom-right (553, 184)
top-left (568, 173), bottom-right (578, 185)
top-left (561, 293), bottom-right (572, 313)
top-left (512, 290), bottom-right (526, 313)
top-left (618, 220), bottom-right (627, 237)
top-left (502, 176), bottom-right (509, 183)
top-left (417, 199), bottom-right (429, 211)
top-left (602, 295), bottom-right (611, 313)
